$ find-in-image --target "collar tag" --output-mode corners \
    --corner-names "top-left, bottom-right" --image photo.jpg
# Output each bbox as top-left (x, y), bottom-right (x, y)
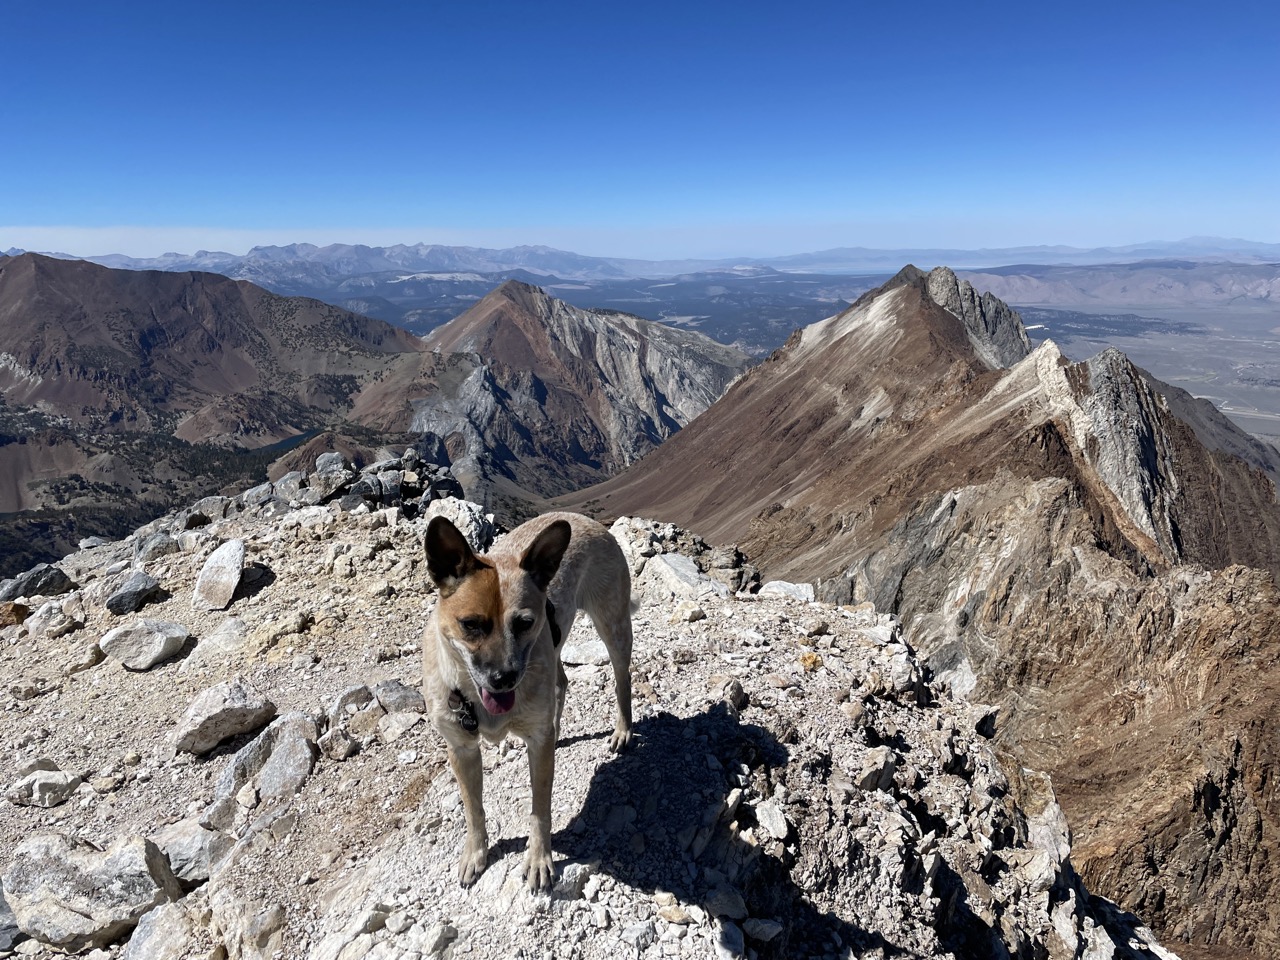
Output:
top-left (448, 689), bottom-right (478, 732)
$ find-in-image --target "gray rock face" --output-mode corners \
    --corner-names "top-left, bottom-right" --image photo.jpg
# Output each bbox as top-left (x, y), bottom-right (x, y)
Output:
top-left (926, 265), bottom-right (1032, 369)
top-left (174, 681), bottom-right (277, 756)
top-left (192, 539), bottom-right (245, 611)
top-left (152, 818), bottom-right (233, 887)
top-left (273, 471), bottom-right (306, 500)
top-left (201, 713), bottom-right (319, 832)
top-left (119, 902), bottom-right (197, 960)
top-left (0, 564), bottom-right (76, 602)
top-left (106, 571), bottom-right (162, 615)
top-left (1074, 347), bottom-right (1183, 561)
top-left (134, 533), bottom-right (180, 564)
top-left (414, 282), bottom-right (751, 500)
top-left (99, 619), bottom-right (189, 670)
top-left (2, 833), bottom-right (182, 952)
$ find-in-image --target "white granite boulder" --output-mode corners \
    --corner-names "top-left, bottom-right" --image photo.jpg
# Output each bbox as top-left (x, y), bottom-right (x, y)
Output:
top-left (192, 539), bottom-right (245, 611)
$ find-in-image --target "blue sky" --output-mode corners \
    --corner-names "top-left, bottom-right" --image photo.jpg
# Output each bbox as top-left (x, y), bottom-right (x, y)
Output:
top-left (3, 0), bottom-right (1277, 258)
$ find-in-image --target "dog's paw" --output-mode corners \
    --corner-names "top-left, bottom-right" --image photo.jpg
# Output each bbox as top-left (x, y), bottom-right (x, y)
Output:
top-left (521, 848), bottom-right (555, 893)
top-left (609, 726), bottom-right (633, 752)
top-left (457, 841), bottom-right (488, 886)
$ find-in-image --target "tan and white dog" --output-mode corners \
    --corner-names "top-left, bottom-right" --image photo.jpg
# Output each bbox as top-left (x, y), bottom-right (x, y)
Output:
top-left (421, 511), bottom-right (634, 891)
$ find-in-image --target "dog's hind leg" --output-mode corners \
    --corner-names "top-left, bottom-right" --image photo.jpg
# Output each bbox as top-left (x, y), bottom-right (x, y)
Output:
top-left (590, 607), bottom-right (633, 751)
top-left (447, 742), bottom-right (488, 885)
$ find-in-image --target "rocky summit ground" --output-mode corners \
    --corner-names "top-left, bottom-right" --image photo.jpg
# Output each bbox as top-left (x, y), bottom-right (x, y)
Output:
top-left (0, 454), bottom-right (1176, 960)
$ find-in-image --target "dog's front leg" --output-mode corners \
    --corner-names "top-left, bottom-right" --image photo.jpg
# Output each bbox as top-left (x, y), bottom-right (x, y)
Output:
top-left (520, 727), bottom-right (556, 892)
top-left (447, 742), bottom-right (488, 885)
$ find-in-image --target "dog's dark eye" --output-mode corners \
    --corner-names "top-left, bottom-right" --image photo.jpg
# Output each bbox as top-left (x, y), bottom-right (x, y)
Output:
top-left (458, 617), bottom-right (489, 636)
top-left (511, 612), bottom-right (536, 633)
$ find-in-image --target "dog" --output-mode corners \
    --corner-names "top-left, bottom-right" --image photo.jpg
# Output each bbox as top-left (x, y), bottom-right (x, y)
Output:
top-left (421, 511), bottom-right (634, 891)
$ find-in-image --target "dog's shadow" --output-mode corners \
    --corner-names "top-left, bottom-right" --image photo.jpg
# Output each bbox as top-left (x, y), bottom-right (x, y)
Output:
top-left (549, 704), bottom-right (903, 959)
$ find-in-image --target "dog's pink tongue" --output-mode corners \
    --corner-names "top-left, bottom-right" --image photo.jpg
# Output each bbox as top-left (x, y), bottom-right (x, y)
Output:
top-left (480, 688), bottom-right (516, 715)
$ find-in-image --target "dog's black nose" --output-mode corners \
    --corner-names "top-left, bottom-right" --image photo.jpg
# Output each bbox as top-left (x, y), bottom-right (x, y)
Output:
top-left (490, 669), bottom-right (520, 691)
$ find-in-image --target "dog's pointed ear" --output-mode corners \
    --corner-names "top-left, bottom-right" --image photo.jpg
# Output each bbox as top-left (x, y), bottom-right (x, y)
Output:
top-left (521, 519), bottom-right (571, 592)
top-left (425, 516), bottom-right (482, 596)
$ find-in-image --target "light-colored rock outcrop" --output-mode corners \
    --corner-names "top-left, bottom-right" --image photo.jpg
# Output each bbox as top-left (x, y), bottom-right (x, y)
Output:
top-left (2, 834), bottom-right (182, 951)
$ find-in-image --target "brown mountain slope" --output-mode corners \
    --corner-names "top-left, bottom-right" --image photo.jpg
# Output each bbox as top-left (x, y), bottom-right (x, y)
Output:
top-left (0, 252), bottom-right (424, 443)
top-left (0, 253), bottom-right (430, 571)
top-left (349, 280), bottom-right (751, 509)
top-left (565, 266), bottom-right (1280, 957)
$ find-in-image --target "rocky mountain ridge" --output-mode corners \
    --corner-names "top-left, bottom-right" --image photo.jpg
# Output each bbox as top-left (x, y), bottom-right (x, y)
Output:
top-left (351, 281), bottom-right (751, 510)
top-left (0, 452), bottom-right (1175, 959)
top-left (567, 267), bottom-right (1280, 956)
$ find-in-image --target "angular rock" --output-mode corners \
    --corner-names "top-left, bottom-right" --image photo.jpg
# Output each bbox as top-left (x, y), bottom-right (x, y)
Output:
top-left (706, 885), bottom-right (748, 920)
top-left (672, 599), bottom-right (706, 623)
top-left (0, 601), bottom-right (29, 627)
top-left (202, 713), bottom-right (319, 831)
top-left (309, 455), bottom-right (357, 501)
top-left (192, 539), bottom-right (245, 611)
top-left (376, 712), bottom-right (422, 744)
top-left (273, 471), bottom-right (306, 500)
top-left (716, 919), bottom-right (746, 959)
top-left (857, 745), bottom-right (898, 792)
top-left (0, 564), bottom-right (76, 603)
top-left (561, 636), bottom-right (611, 666)
top-left (119, 902), bottom-right (197, 960)
top-left (422, 498), bottom-right (496, 552)
top-left (2, 833), bottom-right (182, 952)
top-left (753, 799), bottom-right (789, 840)
top-left (7, 769), bottom-right (83, 808)
top-left (318, 728), bottom-right (357, 761)
top-left (106, 571), bottom-right (162, 616)
top-left (372, 679), bottom-right (426, 715)
top-left (326, 684), bottom-right (375, 730)
top-left (152, 819), bottom-right (233, 887)
top-left (0, 881), bottom-right (18, 952)
top-left (25, 599), bottom-right (80, 639)
top-left (174, 680), bottom-right (277, 756)
top-left (241, 481), bottom-right (275, 505)
top-left (134, 533), bottom-right (180, 564)
top-left (742, 918), bottom-right (783, 942)
top-left (100, 619), bottom-right (189, 670)
top-left (640, 553), bottom-right (702, 600)
top-left (209, 885), bottom-right (285, 960)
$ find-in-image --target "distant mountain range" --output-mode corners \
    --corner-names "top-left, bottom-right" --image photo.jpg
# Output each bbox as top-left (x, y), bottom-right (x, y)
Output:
top-left (6, 234), bottom-right (1280, 282)
top-left (6, 240), bottom-right (1276, 361)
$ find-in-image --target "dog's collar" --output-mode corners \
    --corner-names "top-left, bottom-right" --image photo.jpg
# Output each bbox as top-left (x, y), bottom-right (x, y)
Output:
top-left (447, 689), bottom-right (478, 732)
top-left (546, 598), bottom-right (561, 649)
